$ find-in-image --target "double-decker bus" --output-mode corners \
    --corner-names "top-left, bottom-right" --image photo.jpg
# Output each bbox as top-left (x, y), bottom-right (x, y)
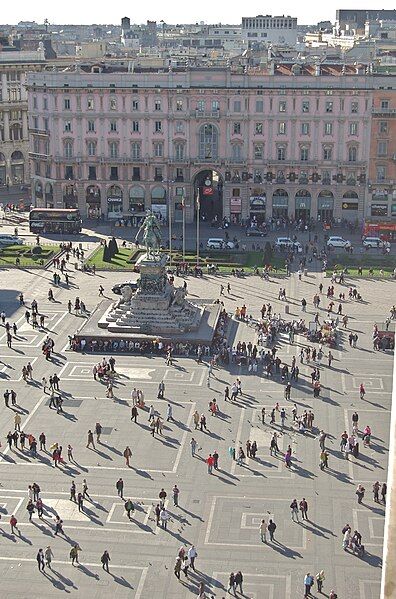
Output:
top-left (29, 208), bottom-right (82, 234)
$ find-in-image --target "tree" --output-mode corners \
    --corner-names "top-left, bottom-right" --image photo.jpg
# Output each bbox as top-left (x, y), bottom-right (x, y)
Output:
top-left (263, 241), bottom-right (273, 266)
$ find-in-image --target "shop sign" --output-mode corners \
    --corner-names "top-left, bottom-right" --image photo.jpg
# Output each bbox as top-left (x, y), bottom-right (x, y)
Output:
top-left (342, 202), bottom-right (358, 210)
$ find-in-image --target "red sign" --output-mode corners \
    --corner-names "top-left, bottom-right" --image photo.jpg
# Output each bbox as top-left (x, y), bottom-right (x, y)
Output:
top-left (203, 187), bottom-right (213, 196)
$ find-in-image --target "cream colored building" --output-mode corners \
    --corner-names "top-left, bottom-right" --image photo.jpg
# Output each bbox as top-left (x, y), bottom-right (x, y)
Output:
top-left (0, 49), bottom-right (46, 188)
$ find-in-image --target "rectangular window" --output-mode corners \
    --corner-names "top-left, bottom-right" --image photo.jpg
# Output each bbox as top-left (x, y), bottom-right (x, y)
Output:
top-left (109, 142), bottom-right (118, 158)
top-left (175, 144), bottom-right (184, 160)
top-left (233, 122), bottom-right (241, 134)
top-left (43, 97), bottom-right (48, 110)
top-left (88, 120), bottom-right (95, 132)
top-left (379, 121), bottom-right (388, 133)
top-left (255, 100), bottom-right (264, 112)
top-left (300, 147), bottom-right (309, 161)
top-left (197, 100), bottom-right (205, 112)
top-left (380, 99), bottom-right (389, 109)
top-left (33, 96), bottom-right (38, 109)
top-left (132, 167), bottom-right (141, 181)
top-left (33, 116), bottom-right (38, 129)
top-left (45, 164), bottom-right (51, 178)
top-left (132, 121), bottom-right (139, 132)
top-left (351, 101), bottom-right (358, 113)
top-left (278, 122), bottom-right (286, 134)
top-left (176, 100), bottom-right (183, 111)
top-left (155, 167), bottom-right (163, 181)
top-left (322, 171), bottom-right (331, 184)
top-left (64, 98), bottom-right (71, 110)
top-left (323, 147), bottom-right (332, 160)
top-left (175, 121), bottom-right (184, 133)
top-left (131, 142), bottom-right (141, 159)
top-left (279, 101), bottom-right (286, 112)
top-left (325, 101), bottom-right (333, 113)
top-left (255, 122), bottom-right (263, 134)
top-left (132, 100), bottom-right (139, 111)
top-left (88, 142), bottom-right (96, 156)
top-left (65, 165), bottom-right (74, 179)
top-left (233, 100), bottom-right (241, 112)
top-left (377, 141), bottom-right (388, 157)
top-left (154, 100), bottom-right (161, 111)
top-left (376, 165), bottom-right (386, 180)
top-left (254, 144), bottom-right (263, 159)
top-left (88, 166), bottom-right (97, 180)
top-left (154, 142), bottom-right (163, 157)
top-left (64, 121), bottom-right (72, 132)
top-left (87, 98), bottom-right (94, 110)
top-left (301, 122), bottom-right (310, 135)
top-left (277, 146), bottom-right (286, 161)
top-left (110, 166), bottom-right (118, 180)
top-left (302, 100), bottom-right (309, 113)
top-left (324, 122), bottom-right (333, 135)
top-left (110, 120), bottom-right (117, 132)
top-left (232, 188), bottom-right (240, 197)
top-left (175, 169), bottom-right (184, 182)
top-left (349, 122), bottom-right (358, 136)
top-left (155, 121), bottom-right (162, 132)
top-left (212, 100), bottom-right (219, 111)
top-left (43, 117), bottom-right (49, 132)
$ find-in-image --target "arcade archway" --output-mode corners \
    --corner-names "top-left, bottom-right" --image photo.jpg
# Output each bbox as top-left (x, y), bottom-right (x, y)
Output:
top-left (193, 169), bottom-right (223, 224)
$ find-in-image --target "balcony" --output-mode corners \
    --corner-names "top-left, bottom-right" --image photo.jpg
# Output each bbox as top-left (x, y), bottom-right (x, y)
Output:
top-left (29, 151), bottom-right (50, 159)
top-left (372, 107), bottom-right (396, 116)
top-left (194, 110), bottom-right (220, 119)
top-left (29, 127), bottom-right (49, 136)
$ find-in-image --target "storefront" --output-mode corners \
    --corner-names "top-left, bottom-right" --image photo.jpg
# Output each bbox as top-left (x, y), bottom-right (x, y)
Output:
top-left (44, 183), bottom-right (54, 209)
top-left (63, 184), bottom-right (78, 209)
top-left (230, 197), bottom-right (242, 224)
top-left (371, 203), bottom-right (388, 218)
top-left (249, 195), bottom-right (266, 224)
top-left (151, 186), bottom-right (167, 222)
top-left (86, 185), bottom-right (101, 218)
top-left (107, 185), bottom-right (123, 218)
top-left (295, 190), bottom-right (311, 221)
top-left (272, 189), bottom-right (289, 219)
top-left (317, 191), bottom-right (334, 223)
top-left (127, 186), bottom-right (146, 225)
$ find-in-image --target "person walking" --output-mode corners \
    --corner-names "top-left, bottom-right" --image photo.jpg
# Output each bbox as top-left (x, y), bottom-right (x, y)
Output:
top-left (36, 548), bottom-right (45, 572)
top-left (82, 479), bottom-right (90, 500)
top-left (234, 571), bottom-right (243, 594)
top-left (190, 437), bottom-right (197, 457)
top-left (160, 508), bottom-right (170, 530)
top-left (86, 430), bottom-right (95, 450)
top-left (70, 481), bottom-right (76, 502)
top-left (356, 484), bottom-right (365, 504)
top-left (69, 544), bottom-right (81, 566)
top-left (158, 381), bottom-right (165, 399)
top-left (316, 570), bottom-right (325, 593)
top-left (174, 556), bottom-right (182, 580)
top-left (259, 519), bottom-right (266, 543)
top-left (116, 478), bottom-right (124, 499)
top-left (300, 498), bottom-right (308, 520)
top-left (228, 573), bottom-right (236, 594)
top-left (77, 492), bottom-right (84, 512)
top-left (101, 550), bottom-right (110, 573)
top-left (95, 422), bottom-right (102, 444)
top-left (268, 519), bottom-right (276, 542)
top-left (290, 499), bottom-right (299, 522)
top-left (10, 514), bottom-right (18, 535)
top-left (14, 413), bottom-right (21, 432)
top-left (304, 573), bottom-right (314, 598)
top-left (45, 546), bottom-right (54, 569)
top-left (173, 484), bottom-right (180, 507)
top-left (187, 545), bottom-right (197, 571)
top-left (124, 499), bottom-right (134, 520)
top-left (123, 446), bottom-right (132, 467)
top-left (206, 454), bottom-right (214, 474)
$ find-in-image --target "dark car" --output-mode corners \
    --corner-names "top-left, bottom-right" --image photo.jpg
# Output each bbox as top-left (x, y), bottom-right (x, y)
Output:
top-left (246, 227), bottom-right (267, 237)
top-left (111, 281), bottom-right (139, 295)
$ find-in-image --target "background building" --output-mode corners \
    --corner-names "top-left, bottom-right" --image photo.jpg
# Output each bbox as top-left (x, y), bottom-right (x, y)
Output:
top-left (242, 15), bottom-right (298, 48)
top-left (26, 64), bottom-right (395, 224)
top-left (0, 45), bottom-right (46, 191)
top-left (368, 91), bottom-right (396, 220)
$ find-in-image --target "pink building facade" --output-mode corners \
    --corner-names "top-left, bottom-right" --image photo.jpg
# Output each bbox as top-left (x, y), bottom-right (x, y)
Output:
top-left (26, 67), bottom-right (390, 224)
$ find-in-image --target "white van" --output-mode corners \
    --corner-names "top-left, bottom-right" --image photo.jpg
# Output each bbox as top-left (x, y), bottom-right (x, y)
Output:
top-left (0, 235), bottom-right (24, 247)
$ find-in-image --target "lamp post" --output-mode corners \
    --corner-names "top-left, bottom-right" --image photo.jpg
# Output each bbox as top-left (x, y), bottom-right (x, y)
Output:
top-left (196, 189), bottom-right (200, 267)
top-left (165, 179), bottom-right (174, 267)
top-left (182, 195), bottom-right (186, 263)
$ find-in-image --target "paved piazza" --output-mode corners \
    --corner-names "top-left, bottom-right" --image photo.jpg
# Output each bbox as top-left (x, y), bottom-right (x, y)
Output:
top-left (0, 259), bottom-right (393, 598)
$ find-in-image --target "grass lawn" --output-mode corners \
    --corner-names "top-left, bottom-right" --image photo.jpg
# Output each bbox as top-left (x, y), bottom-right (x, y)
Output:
top-left (87, 246), bottom-right (137, 270)
top-left (327, 253), bottom-right (395, 278)
top-left (87, 246), bottom-right (286, 273)
top-left (0, 245), bottom-right (61, 267)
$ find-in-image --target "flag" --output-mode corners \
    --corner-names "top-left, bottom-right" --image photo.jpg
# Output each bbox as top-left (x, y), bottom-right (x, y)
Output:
top-left (196, 191), bottom-right (200, 210)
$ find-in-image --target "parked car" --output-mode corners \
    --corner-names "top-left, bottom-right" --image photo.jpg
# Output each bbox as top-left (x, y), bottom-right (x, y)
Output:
top-left (274, 237), bottom-right (303, 253)
top-left (0, 235), bottom-right (25, 247)
top-left (206, 238), bottom-right (236, 250)
top-left (246, 227), bottom-right (267, 237)
top-left (327, 236), bottom-right (352, 249)
top-left (362, 236), bottom-right (391, 249)
top-left (111, 281), bottom-right (139, 295)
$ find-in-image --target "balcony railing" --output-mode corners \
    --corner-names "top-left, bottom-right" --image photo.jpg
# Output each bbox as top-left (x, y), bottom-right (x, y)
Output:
top-left (194, 110), bottom-right (220, 119)
top-left (371, 107), bottom-right (396, 115)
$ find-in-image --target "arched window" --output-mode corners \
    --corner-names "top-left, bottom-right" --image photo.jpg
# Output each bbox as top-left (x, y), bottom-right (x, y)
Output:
top-left (199, 124), bottom-right (218, 160)
top-left (348, 146), bottom-right (357, 162)
top-left (0, 153), bottom-right (5, 163)
top-left (64, 141), bottom-right (73, 159)
top-left (87, 141), bottom-right (96, 156)
top-left (35, 180), bottom-right (43, 198)
top-left (11, 151), bottom-right (23, 161)
top-left (129, 186), bottom-right (145, 212)
top-left (343, 191), bottom-right (358, 199)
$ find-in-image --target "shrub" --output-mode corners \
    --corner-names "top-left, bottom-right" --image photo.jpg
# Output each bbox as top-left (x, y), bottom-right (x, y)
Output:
top-left (32, 245), bottom-right (43, 255)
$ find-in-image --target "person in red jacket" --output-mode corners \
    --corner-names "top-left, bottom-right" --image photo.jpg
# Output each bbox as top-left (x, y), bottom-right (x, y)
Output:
top-left (206, 454), bottom-right (214, 474)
